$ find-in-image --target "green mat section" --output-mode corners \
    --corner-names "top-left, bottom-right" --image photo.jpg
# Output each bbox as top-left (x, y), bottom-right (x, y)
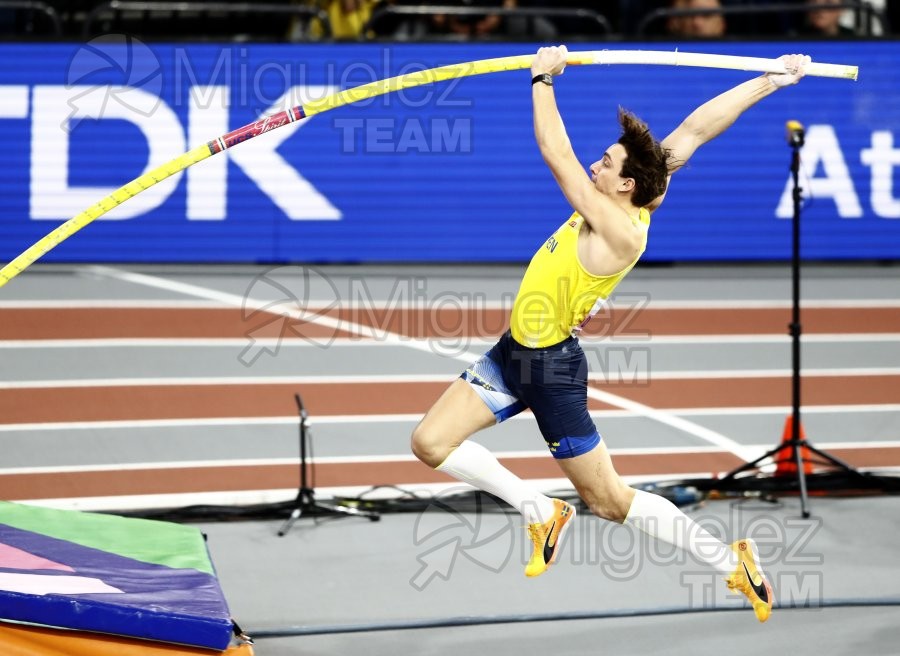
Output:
top-left (0, 502), bottom-right (214, 575)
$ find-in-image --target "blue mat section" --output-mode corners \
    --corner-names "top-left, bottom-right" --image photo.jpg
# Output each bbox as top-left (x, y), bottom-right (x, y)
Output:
top-left (0, 506), bottom-right (234, 650)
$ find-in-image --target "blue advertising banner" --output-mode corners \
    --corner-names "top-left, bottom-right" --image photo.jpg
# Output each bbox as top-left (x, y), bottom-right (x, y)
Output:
top-left (0, 40), bottom-right (898, 263)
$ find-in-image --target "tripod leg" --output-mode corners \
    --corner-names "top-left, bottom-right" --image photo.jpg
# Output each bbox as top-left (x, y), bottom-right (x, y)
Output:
top-left (719, 443), bottom-right (790, 481)
top-left (793, 439), bottom-right (811, 519)
top-left (281, 396), bottom-right (381, 527)
top-left (315, 502), bottom-right (381, 521)
top-left (803, 442), bottom-right (865, 474)
top-left (277, 507), bottom-right (303, 537)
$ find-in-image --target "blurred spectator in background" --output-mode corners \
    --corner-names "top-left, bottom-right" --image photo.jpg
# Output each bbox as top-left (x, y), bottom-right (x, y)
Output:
top-left (666, 0), bottom-right (727, 37)
top-left (797, 0), bottom-right (855, 36)
top-left (859, 0), bottom-right (887, 36)
top-left (520, 1), bottom-right (618, 40)
top-left (0, 9), bottom-right (15, 36)
top-left (291, 0), bottom-right (379, 40)
top-left (363, 0), bottom-right (433, 39)
top-left (888, 1), bottom-right (899, 35)
top-left (430, 0), bottom-right (517, 38)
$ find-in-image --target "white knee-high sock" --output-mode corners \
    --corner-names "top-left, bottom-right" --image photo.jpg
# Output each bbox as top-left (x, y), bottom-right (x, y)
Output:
top-left (436, 441), bottom-right (556, 525)
top-left (625, 489), bottom-right (735, 575)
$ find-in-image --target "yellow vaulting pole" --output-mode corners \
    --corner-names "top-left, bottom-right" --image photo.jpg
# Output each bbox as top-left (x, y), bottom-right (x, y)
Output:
top-left (0, 50), bottom-right (857, 288)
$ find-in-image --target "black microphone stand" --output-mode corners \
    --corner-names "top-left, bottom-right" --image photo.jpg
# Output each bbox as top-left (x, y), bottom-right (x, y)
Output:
top-left (717, 121), bottom-right (864, 518)
top-left (278, 393), bottom-right (380, 536)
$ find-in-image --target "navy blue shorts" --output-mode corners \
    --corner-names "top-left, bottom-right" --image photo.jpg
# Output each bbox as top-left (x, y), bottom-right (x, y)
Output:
top-left (460, 330), bottom-right (600, 459)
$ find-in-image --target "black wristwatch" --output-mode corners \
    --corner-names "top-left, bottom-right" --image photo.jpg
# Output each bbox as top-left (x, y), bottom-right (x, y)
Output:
top-left (531, 73), bottom-right (553, 87)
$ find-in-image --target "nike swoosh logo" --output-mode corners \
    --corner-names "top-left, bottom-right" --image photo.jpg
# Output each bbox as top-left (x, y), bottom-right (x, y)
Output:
top-left (742, 562), bottom-right (769, 603)
top-left (542, 521), bottom-right (557, 564)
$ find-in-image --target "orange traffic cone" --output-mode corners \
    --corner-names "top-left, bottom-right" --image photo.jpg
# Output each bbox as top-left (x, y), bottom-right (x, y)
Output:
top-left (774, 415), bottom-right (814, 476)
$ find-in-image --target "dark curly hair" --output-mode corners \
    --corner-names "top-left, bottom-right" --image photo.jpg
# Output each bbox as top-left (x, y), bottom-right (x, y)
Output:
top-left (616, 107), bottom-right (672, 208)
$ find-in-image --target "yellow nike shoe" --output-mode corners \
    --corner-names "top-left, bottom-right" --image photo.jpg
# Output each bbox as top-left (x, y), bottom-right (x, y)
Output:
top-left (725, 538), bottom-right (774, 622)
top-left (525, 499), bottom-right (576, 578)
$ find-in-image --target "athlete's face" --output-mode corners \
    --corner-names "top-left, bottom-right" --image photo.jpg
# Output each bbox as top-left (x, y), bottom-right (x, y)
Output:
top-left (589, 143), bottom-right (634, 197)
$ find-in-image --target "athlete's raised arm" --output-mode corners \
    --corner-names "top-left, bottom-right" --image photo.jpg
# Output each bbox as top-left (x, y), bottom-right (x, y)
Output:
top-left (647, 53), bottom-right (810, 211)
top-left (531, 45), bottom-right (636, 247)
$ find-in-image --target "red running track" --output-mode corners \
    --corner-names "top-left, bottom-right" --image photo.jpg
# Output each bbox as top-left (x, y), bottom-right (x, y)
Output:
top-left (2, 306), bottom-right (900, 340)
top-left (2, 304), bottom-right (898, 505)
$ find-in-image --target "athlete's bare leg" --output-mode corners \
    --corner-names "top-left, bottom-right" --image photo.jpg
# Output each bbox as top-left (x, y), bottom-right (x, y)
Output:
top-left (411, 378), bottom-right (497, 468)
top-left (558, 440), bottom-right (738, 572)
top-left (411, 378), bottom-right (558, 531)
top-left (554, 440), bottom-right (635, 522)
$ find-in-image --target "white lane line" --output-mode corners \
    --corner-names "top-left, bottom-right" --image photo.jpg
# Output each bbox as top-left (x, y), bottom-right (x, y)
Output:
top-left (620, 367), bottom-right (900, 380)
top-left (3, 334), bottom-right (900, 349)
top-left (800, 440), bottom-right (900, 450)
top-left (83, 267), bottom-right (445, 358)
top-left (583, 386), bottom-right (757, 461)
top-left (2, 455), bottom-right (418, 474)
top-left (3, 367), bottom-right (899, 389)
top-left (676, 403), bottom-right (900, 416)
top-left (79, 267), bottom-right (361, 338)
top-left (2, 299), bottom-right (898, 309)
top-left (0, 415), bottom-right (404, 432)
top-left (1, 404), bottom-right (898, 433)
top-left (640, 299), bottom-right (900, 309)
top-left (0, 446), bottom-right (736, 475)
top-left (15, 472), bottom-right (713, 512)
top-left (580, 334), bottom-right (900, 344)
top-left (6, 441), bottom-right (898, 476)
top-left (0, 374), bottom-right (457, 389)
top-left (0, 338), bottom-right (384, 348)
top-left (12, 484), bottom-right (502, 512)
top-left (0, 300), bottom-right (231, 308)
top-left (7, 441), bottom-right (900, 476)
top-left (0, 410), bottom-right (624, 433)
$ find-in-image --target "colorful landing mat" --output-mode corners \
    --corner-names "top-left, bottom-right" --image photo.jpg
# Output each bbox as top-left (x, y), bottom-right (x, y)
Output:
top-left (0, 501), bottom-right (253, 654)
